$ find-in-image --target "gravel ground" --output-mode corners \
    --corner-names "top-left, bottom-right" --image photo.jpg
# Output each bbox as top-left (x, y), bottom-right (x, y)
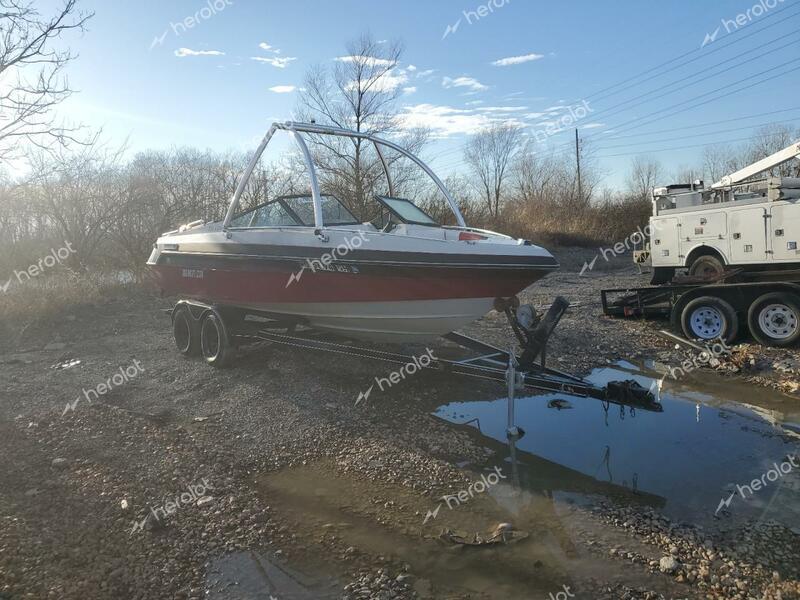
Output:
top-left (1, 247), bottom-right (799, 600)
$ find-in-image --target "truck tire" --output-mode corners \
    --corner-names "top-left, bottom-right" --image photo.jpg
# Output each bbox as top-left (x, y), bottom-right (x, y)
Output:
top-left (688, 255), bottom-right (725, 280)
top-left (679, 296), bottom-right (739, 343)
top-left (172, 304), bottom-right (201, 357)
top-left (747, 292), bottom-right (800, 347)
top-left (200, 310), bottom-right (234, 367)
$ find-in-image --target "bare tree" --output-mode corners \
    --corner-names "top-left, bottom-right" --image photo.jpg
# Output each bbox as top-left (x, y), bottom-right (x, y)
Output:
top-left (24, 141), bottom-right (123, 271)
top-left (0, 0), bottom-right (93, 161)
top-left (463, 123), bottom-right (523, 219)
top-left (627, 156), bottom-right (661, 201)
top-left (671, 165), bottom-right (701, 184)
top-left (702, 144), bottom-right (736, 184)
top-left (297, 33), bottom-right (426, 219)
top-left (744, 124), bottom-right (800, 178)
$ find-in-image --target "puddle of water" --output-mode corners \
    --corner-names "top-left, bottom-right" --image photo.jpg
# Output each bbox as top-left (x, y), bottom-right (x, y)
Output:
top-left (435, 362), bottom-right (800, 531)
top-left (206, 551), bottom-right (338, 599)
top-left (257, 461), bottom-right (679, 599)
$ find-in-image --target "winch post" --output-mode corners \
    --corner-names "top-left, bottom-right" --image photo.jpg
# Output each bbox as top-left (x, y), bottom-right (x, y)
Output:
top-left (515, 296), bottom-right (570, 370)
top-left (505, 350), bottom-right (524, 439)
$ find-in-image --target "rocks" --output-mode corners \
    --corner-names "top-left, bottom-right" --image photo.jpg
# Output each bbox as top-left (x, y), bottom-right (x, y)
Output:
top-left (659, 556), bottom-right (679, 573)
top-left (342, 568), bottom-right (416, 600)
top-left (585, 502), bottom-right (800, 599)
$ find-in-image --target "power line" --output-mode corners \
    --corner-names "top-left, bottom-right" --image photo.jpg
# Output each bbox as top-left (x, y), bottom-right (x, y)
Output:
top-left (426, 3), bottom-right (800, 168)
top-left (551, 58), bottom-right (800, 154)
top-left (576, 33), bottom-right (800, 128)
top-left (432, 114), bottom-right (800, 170)
top-left (429, 108), bottom-right (800, 171)
top-left (595, 133), bottom-right (767, 158)
top-left (426, 34), bottom-right (800, 163)
top-left (601, 107), bottom-right (800, 140)
top-left (584, 0), bottom-right (800, 104)
top-left (536, 7), bottom-right (800, 147)
top-left (594, 118), bottom-right (800, 150)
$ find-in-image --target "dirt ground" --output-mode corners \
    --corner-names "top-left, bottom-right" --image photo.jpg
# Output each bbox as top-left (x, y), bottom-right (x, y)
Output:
top-left (1, 248), bottom-right (799, 600)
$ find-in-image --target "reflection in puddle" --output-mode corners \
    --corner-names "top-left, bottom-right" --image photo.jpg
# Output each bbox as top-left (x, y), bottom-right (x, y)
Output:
top-left (435, 362), bottom-right (800, 531)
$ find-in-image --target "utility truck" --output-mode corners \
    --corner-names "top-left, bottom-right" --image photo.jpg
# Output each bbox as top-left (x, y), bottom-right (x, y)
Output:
top-left (649, 141), bottom-right (800, 285)
top-left (603, 142), bottom-right (800, 347)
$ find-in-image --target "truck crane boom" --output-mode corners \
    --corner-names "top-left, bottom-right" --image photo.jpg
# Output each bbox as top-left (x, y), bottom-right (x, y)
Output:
top-left (711, 141), bottom-right (800, 189)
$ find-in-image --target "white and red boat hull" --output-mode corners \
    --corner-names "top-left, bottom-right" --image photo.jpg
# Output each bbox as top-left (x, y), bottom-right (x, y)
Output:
top-left (148, 226), bottom-right (558, 341)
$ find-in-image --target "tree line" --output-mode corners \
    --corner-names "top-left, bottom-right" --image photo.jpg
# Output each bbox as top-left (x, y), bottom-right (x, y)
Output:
top-left (1, 8), bottom-right (798, 281)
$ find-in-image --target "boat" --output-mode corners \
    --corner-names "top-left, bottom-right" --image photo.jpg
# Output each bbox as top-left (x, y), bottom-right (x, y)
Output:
top-left (146, 121), bottom-right (558, 342)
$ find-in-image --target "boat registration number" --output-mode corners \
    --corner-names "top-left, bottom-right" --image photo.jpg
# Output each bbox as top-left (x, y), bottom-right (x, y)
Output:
top-left (314, 264), bottom-right (360, 274)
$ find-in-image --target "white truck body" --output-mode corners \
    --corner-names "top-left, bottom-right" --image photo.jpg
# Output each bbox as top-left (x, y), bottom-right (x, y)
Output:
top-left (650, 142), bottom-right (800, 272)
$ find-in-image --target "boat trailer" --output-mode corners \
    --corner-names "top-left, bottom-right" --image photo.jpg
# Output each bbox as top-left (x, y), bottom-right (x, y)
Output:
top-left (171, 296), bottom-right (663, 438)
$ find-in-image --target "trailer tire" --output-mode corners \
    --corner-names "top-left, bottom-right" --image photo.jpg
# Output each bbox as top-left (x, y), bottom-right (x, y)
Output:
top-left (172, 305), bottom-right (201, 357)
top-left (679, 296), bottom-right (738, 343)
top-left (688, 255), bottom-right (725, 280)
top-left (200, 310), bottom-right (234, 367)
top-left (747, 292), bottom-right (800, 347)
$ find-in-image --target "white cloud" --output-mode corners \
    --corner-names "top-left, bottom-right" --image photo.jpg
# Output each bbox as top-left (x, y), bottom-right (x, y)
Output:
top-left (402, 86), bottom-right (417, 95)
top-left (367, 70), bottom-right (407, 92)
top-left (399, 104), bottom-right (526, 138)
top-left (251, 56), bottom-right (297, 68)
top-left (491, 53), bottom-right (544, 67)
top-left (442, 76), bottom-right (488, 92)
top-left (174, 48), bottom-right (224, 57)
top-left (406, 64), bottom-right (417, 72)
top-left (258, 42), bottom-right (273, 51)
top-left (582, 122), bottom-right (605, 129)
top-left (478, 106), bottom-right (529, 113)
top-left (342, 67), bottom-right (408, 93)
top-left (465, 100), bottom-right (484, 106)
top-left (269, 85), bottom-right (297, 93)
top-left (335, 55), bottom-right (396, 67)
top-left (400, 104), bottom-right (490, 137)
top-left (416, 69), bottom-right (436, 78)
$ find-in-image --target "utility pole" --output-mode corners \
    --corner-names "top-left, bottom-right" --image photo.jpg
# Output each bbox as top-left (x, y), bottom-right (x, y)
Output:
top-left (575, 128), bottom-right (582, 203)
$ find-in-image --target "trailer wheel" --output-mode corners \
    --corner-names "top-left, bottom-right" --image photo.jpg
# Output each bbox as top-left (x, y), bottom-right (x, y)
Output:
top-left (747, 292), bottom-right (800, 347)
top-left (679, 296), bottom-right (738, 343)
top-left (688, 255), bottom-right (725, 280)
top-left (172, 305), bottom-right (201, 357)
top-left (200, 310), bottom-right (233, 367)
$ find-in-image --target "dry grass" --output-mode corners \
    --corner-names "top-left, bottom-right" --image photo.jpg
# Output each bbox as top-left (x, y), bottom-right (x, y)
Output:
top-left (0, 272), bottom-right (138, 348)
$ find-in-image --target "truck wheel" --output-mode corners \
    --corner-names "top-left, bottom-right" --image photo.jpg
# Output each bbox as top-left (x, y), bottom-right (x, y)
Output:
top-left (747, 292), bottom-right (800, 347)
top-left (679, 296), bottom-right (738, 343)
top-left (200, 310), bottom-right (234, 367)
top-left (172, 305), bottom-right (201, 357)
top-left (688, 255), bottom-right (724, 280)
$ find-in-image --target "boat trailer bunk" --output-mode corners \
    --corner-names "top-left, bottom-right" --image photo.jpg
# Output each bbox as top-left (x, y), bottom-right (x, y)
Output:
top-left (170, 296), bottom-right (663, 437)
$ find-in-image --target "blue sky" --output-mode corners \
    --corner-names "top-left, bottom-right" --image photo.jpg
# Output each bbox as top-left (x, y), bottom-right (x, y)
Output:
top-left (42, 0), bottom-right (800, 189)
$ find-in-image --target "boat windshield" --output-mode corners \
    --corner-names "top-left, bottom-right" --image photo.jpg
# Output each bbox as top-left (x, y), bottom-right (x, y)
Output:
top-left (229, 194), bottom-right (359, 228)
top-left (374, 196), bottom-right (438, 226)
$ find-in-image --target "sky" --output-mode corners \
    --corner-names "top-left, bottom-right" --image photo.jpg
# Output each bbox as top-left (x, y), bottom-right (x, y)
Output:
top-left (31, 0), bottom-right (800, 189)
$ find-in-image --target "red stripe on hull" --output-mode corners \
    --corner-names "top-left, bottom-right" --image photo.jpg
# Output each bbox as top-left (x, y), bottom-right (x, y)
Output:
top-left (150, 264), bottom-right (545, 304)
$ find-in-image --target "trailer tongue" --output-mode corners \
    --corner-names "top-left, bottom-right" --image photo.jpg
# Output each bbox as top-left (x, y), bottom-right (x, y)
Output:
top-left (223, 295), bottom-right (662, 439)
